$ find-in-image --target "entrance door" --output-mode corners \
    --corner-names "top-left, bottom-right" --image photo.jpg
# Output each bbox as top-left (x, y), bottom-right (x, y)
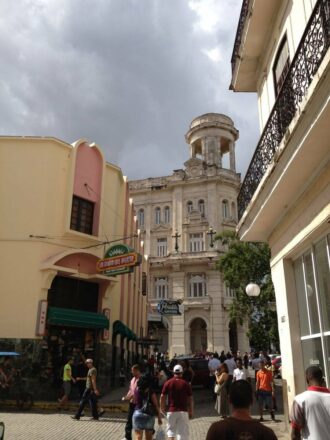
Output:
top-left (190, 318), bottom-right (207, 354)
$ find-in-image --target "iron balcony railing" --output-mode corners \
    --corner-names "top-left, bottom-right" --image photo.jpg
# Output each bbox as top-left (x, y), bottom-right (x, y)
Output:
top-left (231, 0), bottom-right (250, 75)
top-left (238, 0), bottom-right (330, 220)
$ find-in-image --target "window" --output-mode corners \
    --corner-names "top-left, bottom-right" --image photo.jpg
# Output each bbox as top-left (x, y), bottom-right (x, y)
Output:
top-left (70, 196), bottom-right (94, 234)
top-left (187, 201), bottom-right (193, 214)
top-left (138, 209), bottom-right (145, 228)
top-left (222, 200), bottom-right (229, 219)
top-left (189, 233), bottom-right (204, 252)
top-left (154, 277), bottom-right (168, 299)
top-left (189, 274), bottom-right (206, 297)
top-left (157, 238), bottom-right (167, 257)
top-left (231, 202), bottom-right (236, 220)
top-left (273, 35), bottom-right (290, 96)
top-left (225, 286), bottom-right (235, 298)
top-left (155, 207), bottom-right (161, 224)
top-left (164, 206), bottom-right (171, 224)
top-left (293, 234), bottom-right (330, 387)
top-left (198, 199), bottom-right (205, 216)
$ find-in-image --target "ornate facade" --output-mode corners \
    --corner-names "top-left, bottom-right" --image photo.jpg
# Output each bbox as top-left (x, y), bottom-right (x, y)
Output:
top-left (129, 113), bottom-right (249, 356)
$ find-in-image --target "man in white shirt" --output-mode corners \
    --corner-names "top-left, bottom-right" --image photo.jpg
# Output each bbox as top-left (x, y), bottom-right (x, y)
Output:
top-left (290, 366), bottom-right (330, 440)
top-left (233, 358), bottom-right (247, 382)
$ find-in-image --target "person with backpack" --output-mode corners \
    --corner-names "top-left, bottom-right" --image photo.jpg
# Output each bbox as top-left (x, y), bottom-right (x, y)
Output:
top-left (132, 373), bottom-right (162, 440)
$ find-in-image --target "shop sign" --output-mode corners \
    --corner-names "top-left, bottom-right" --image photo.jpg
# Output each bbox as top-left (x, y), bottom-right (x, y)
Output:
top-left (157, 300), bottom-right (182, 316)
top-left (97, 244), bottom-right (142, 276)
top-left (102, 308), bottom-right (110, 340)
top-left (36, 300), bottom-right (48, 336)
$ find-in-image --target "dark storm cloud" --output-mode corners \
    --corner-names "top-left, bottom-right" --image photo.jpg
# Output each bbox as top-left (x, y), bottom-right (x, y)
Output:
top-left (0, 0), bottom-right (258, 179)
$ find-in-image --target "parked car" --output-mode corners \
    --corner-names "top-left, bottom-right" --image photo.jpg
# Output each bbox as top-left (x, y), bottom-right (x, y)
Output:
top-left (175, 356), bottom-right (209, 388)
top-left (271, 356), bottom-right (282, 378)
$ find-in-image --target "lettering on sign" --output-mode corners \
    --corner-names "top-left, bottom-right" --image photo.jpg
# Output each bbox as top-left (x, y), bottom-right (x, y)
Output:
top-left (97, 244), bottom-right (142, 276)
top-left (157, 300), bottom-right (182, 316)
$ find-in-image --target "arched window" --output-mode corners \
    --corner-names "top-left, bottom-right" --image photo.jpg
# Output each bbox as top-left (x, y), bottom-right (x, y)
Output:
top-left (231, 202), bottom-right (236, 220)
top-left (138, 209), bottom-right (144, 228)
top-left (155, 207), bottom-right (161, 224)
top-left (187, 201), bottom-right (193, 214)
top-left (222, 200), bottom-right (229, 219)
top-left (164, 206), bottom-right (171, 224)
top-left (154, 277), bottom-right (168, 299)
top-left (198, 199), bottom-right (205, 216)
top-left (189, 274), bottom-right (206, 297)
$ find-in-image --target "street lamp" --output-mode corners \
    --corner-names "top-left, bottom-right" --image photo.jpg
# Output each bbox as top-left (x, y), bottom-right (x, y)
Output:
top-left (245, 283), bottom-right (261, 297)
top-left (207, 227), bottom-right (216, 248)
top-left (172, 230), bottom-right (181, 252)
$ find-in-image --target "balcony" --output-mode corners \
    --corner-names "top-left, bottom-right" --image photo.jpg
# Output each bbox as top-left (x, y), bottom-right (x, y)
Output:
top-left (230, 0), bottom-right (284, 91)
top-left (238, 0), bottom-right (330, 222)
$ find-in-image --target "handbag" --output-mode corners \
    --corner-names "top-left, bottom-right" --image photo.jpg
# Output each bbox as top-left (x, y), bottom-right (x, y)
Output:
top-left (141, 392), bottom-right (156, 416)
top-left (155, 427), bottom-right (165, 440)
top-left (214, 382), bottom-right (224, 395)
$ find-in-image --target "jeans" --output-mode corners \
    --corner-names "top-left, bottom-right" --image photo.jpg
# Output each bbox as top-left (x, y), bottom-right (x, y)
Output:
top-left (125, 402), bottom-right (135, 440)
top-left (75, 388), bottom-right (99, 420)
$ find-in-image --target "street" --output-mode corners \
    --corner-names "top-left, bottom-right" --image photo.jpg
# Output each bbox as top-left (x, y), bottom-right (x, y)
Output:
top-left (0, 387), bottom-right (289, 439)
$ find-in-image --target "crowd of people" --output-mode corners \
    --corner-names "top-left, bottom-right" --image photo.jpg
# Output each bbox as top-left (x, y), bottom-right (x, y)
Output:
top-left (52, 349), bottom-right (330, 439)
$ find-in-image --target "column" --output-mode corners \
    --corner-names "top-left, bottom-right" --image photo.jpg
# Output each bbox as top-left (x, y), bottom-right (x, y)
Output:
top-left (229, 141), bottom-right (236, 172)
top-left (207, 270), bottom-right (227, 353)
top-left (218, 138), bottom-right (222, 168)
top-left (168, 271), bottom-right (185, 356)
top-left (190, 143), bottom-right (196, 158)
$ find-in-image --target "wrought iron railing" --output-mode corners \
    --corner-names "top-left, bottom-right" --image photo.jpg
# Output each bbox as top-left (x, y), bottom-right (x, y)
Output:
top-left (231, 0), bottom-right (250, 74)
top-left (238, 0), bottom-right (330, 220)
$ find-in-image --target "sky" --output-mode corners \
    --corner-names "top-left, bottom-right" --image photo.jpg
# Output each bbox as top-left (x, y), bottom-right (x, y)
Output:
top-left (0, 0), bottom-right (259, 180)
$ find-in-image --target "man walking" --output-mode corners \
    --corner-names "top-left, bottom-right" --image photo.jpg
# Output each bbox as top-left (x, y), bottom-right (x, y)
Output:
top-left (290, 366), bottom-right (330, 439)
top-left (160, 364), bottom-right (193, 440)
top-left (72, 358), bottom-right (101, 421)
top-left (256, 359), bottom-right (275, 421)
top-left (58, 357), bottom-right (75, 409)
top-left (206, 380), bottom-right (277, 439)
top-left (121, 364), bottom-right (141, 440)
top-left (233, 358), bottom-right (247, 382)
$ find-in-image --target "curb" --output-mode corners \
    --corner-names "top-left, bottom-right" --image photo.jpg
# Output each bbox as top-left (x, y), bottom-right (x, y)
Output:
top-left (0, 399), bottom-right (129, 413)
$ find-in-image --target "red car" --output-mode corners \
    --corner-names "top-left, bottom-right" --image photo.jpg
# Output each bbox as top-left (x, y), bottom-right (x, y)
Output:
top-left (271, 356), bottom-right (282, 378)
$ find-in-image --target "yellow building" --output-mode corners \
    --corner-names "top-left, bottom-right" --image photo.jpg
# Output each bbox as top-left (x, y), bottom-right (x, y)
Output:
top-left (230, 0), bottom-right (329, 417)
top-left (0, 136), bottom-right (147, 396)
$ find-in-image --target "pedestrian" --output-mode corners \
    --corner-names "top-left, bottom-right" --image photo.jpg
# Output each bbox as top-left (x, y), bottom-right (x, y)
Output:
top-left (208, 354), bottom-right (221, 393)
top-left (160, 364), bottom-right (193, 440)
top-left (252, 352), bottom-right (261, 379)
top-left (72, 358), bottom-right (102, 421)
top-left (181, 359), bottom-right (194, 385)
top-left (256, 359), bottom-right (275, 421)
top-left (243, 352), bottom-right (249, 370)
top-left (233, 358), bottom-right (247, 382)
top-left (58, 357), bottom-right (75, 409)
top-left (290, 365), bottom-right (330, 440)
top-left (214, 363), bottom-right (229, 419)
top-left (132, 373), bottom-right (162, 440)
top-left (224, 352), bottom-right (236, 392)
top-left (121, 364), bottom-right (141, 440)
top-left (206, 380), bottom-right (278, 439)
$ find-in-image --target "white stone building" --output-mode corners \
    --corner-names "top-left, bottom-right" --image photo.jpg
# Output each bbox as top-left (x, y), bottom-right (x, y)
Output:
top-left (129, 113), bottom-right (249, 356)
top-left (230, 0), bottom-right (329, 414)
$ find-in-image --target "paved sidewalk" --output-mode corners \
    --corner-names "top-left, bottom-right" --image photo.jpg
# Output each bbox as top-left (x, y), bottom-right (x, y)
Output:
top-left (0, 386), bottom-right (290, 439)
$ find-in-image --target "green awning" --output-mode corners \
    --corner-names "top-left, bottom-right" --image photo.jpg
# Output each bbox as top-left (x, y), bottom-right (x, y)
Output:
top-left (47, 307), bottom-right (109, 329)
top-left (113, 320), bottom-right (137, 340)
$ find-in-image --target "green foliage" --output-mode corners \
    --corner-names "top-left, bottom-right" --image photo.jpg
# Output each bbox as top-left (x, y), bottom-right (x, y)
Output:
top-left (216, 231), bottom-right (279, 351)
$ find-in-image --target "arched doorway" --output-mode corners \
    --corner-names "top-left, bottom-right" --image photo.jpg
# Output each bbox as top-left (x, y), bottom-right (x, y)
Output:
top-left (190, 318), bottom-right (207, 354)
top-left (229, 320), bottom-right (238, 352)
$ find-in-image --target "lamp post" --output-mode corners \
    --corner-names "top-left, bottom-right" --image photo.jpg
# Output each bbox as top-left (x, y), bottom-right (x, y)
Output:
top-left (207, 227), bottom-right (217, 248)
top-left (172, 230), bottom-right (181, 252)
top-left (245, 283), bottom-right (261, 297)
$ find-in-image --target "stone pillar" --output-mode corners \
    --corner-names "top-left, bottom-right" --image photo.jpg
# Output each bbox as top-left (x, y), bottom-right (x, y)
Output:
top-left (237, 322), bottom-right (250, 353)
top-left (168, 271), bottom-right (186, 356)
top-left (218, 138), bottom-right (222, 168)
top-left (172, 187), bottom-right (183, 252)
top-left (190, 143), bottom-right (196, 158)
top-left (207, 270), bottom-right (227, 353)
top-left (229, 141), bottom-right (236, 172)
